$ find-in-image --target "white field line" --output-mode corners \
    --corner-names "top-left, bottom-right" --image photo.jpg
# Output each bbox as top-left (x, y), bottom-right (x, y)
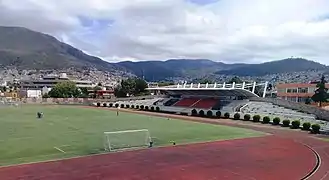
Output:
top-left (54, 146), bottom-right (66, 153)
top-left (320, 171), bottom-right (329, 180)
top-left (58, 144), bottom-right (71, 147)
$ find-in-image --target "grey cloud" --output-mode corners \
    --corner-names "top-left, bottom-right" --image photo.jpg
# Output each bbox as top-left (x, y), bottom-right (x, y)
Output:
top-left (1, 0), bottom-right (329, 65)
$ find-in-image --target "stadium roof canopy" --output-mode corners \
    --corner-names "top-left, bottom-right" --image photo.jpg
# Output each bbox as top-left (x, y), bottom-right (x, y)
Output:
top-left (147, 82), bottom-right (269, 98)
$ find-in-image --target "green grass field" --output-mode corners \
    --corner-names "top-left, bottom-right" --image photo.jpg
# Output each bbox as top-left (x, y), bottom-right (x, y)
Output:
top-left (0, 105), bottom-right (264, 166)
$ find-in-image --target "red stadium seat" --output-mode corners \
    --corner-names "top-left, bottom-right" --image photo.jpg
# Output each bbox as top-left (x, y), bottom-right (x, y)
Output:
top-left (174, 98), bottom-right (200, 107)
top-left (192, 99), bottom-right (218, 109)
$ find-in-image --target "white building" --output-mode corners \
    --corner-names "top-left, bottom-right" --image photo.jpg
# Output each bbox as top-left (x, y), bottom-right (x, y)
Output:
top-left (20, 73), bottom-right (94, 90)
top-left (26, 90), bottom-right (42, 98)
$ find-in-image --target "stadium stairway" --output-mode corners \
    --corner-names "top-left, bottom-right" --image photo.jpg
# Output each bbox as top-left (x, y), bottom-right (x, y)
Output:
top-left (212, 100), bottom-right (232, 110)
top-left (173, 98), bottom-right (200, 107)
top-left (164, 98), bottom-right (180, 106)
top-left (192, 99), bottom-right (218, 109)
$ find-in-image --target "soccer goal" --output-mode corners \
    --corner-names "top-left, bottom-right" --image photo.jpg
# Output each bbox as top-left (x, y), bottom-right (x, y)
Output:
top-left (103, 129), bottom-right (152, 151)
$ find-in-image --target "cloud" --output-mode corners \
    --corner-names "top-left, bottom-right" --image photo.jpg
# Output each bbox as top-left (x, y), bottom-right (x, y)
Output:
top-left (0, 0), bottom-right (329, 64)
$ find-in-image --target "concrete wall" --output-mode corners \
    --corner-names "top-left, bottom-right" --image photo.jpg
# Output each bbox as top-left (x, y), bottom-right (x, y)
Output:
top-left (11, 95), bottom-right (164, 105)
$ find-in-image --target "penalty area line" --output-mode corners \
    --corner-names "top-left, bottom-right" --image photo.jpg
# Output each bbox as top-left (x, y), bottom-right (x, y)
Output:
top-left (54, 146), bottom-right (66, 153)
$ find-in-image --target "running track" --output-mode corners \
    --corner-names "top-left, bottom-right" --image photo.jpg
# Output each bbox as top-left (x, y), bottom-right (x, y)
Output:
top-left (0, 107), bottom-right (328, 180)
top-left (125, 108), bottom-right (329, 180)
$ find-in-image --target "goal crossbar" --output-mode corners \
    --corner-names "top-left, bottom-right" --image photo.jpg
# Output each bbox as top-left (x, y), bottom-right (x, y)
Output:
top-left (104, 129), bottom-right (149, 134)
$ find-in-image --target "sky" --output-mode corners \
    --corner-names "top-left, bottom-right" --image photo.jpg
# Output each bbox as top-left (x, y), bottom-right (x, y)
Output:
top-left (1, 0), bottom-right (329, 65)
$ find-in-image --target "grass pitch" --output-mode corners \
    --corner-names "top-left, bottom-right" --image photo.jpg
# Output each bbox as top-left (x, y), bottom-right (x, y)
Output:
top-left (0, 105), bottom-right (264, 166)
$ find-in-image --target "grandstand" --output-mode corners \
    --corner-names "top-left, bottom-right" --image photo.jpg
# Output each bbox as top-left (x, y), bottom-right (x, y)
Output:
top-left (241, 102), bottom-right (317, 121)
top-left (240, 101), bottom-right (329, 131)
top-left (111, 82), bottom-right (267, 115)
top-left (108, 81), bottom-right (329, 132)
top-left (146, 81), bottom-right (267, 113)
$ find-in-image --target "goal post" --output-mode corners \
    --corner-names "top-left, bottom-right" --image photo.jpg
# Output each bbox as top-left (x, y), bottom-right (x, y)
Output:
top-left (103, 129), bottom-right (152, 151)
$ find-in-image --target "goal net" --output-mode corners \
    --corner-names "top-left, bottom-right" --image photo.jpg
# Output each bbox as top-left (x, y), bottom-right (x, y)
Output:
top-left (104, 129), bottom-right (152, 151)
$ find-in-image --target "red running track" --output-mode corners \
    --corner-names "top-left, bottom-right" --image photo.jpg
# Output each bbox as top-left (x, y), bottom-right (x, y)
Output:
top-left (0, 136), bottom-right (316, 180)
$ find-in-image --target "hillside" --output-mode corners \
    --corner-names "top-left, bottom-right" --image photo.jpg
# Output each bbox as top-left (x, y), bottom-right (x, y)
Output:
top-left (0, 26), bottom-right (327, 81)
top-left (117, 58), bottom-right (327, 80)
top-left (0, 26), bottom-right (117, 71)
top-left (117, 59), bottom-right (244, 81)
top-left (215, 58), bottom-right (328, 76)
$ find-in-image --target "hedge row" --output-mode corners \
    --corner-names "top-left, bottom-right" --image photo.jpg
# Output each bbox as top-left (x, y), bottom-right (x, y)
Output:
top-left (190, 110), bottom-right (321, 134)
top-left (96, 103), bottom-right (321, 134)
top-left (98, 102), bottom-right (161, 112)
top-left (228, 112), bottom-right (321, 134)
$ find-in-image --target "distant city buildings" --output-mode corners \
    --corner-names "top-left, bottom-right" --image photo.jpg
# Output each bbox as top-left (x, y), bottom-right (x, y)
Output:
top-left (276, 83), bottom-right (329, 103)
top-left (18, 73), bottom-right (95, 98)
top-left (20, 73), bottom-right (94, 90)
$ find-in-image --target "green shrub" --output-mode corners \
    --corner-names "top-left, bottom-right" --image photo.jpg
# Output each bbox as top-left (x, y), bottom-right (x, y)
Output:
top-left (131, 105), bottom-right (135, 109)
top-left (96, 102), bottom-right (101, 107)
top-left (120, 104), bottom-right (124, 108)
top-left (302, 122), bottom-right (311, 131)
top-left (199, 110), bottom-right (205, 117)
top-left (253, 115), bottom-right (261, 122)
top-left (243, 114), bottom-right (251, 121)
top-left (109, 103), bottom-right (113, 107)
top-left (145, 106), bottom-right (149, 110)
top-left (262, 116), bottom-right (271, 124)
top-left (103, 103), bottom-right (107, 107)
top-left (126, 104), bottom-right (130, 108)
top-left (291, 120), bottom-right (301, 129)
top-left (311, 124), bottom-right (321, 134)
top-left (140, 105), bottom-right (144, 110)
top-left (115, 103), bottom-right (119, 108)
top-left (233, 113), bottom-right (240, 120)
top-left (273, 117), bottom-right (281, 125)
top-left (136, 105), bottom-right (139, 109)
top-left (191, 109), bottom-right (198, 116)
top-left (224, 112), bottom-right (230, 118)
top-left (156, 107), bottom-right (160, 112)
top-left (282, 120), bottom-right (290, 127)
top-left (207, 111), bottom-right (213, 118)
top-left (216, 111), bottom-right (221, 118)
top-left (150, 106), bottom-right (155, 111)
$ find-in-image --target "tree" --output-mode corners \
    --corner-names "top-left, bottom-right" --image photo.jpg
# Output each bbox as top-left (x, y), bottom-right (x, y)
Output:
top-left (114, 85), bottom-right (127, 97)
top-left (134, 78), bottom-right (148, 95)
top-left (305, 97), bottom-right (312, 105)
top-left (0, 86), bottom-right (6, 92)
top-left (114, 78), bottom-right (148, 97)
top-left (79, 87), bottom-right (90, 98)
top-left (227, 76), bottom-right (243, 84)
top-left (312, 75), bottom-right (328, 107)
top-left (121, 78), bottom-right (136, 96)
top-left (48, 81), bottom-right (81, 98)
top-left (42, 93), bottom-right (50, 98)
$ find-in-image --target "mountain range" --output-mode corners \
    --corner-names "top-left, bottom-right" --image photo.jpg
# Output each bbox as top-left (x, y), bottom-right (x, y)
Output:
top-left (0, 26), bottom-right (328, 81)
top-left (0, 26), bottom-right (119, 71)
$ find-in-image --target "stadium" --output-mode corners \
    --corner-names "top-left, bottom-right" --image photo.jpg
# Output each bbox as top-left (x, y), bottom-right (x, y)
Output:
top-left (1, 81), bottom-right (329, 180)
